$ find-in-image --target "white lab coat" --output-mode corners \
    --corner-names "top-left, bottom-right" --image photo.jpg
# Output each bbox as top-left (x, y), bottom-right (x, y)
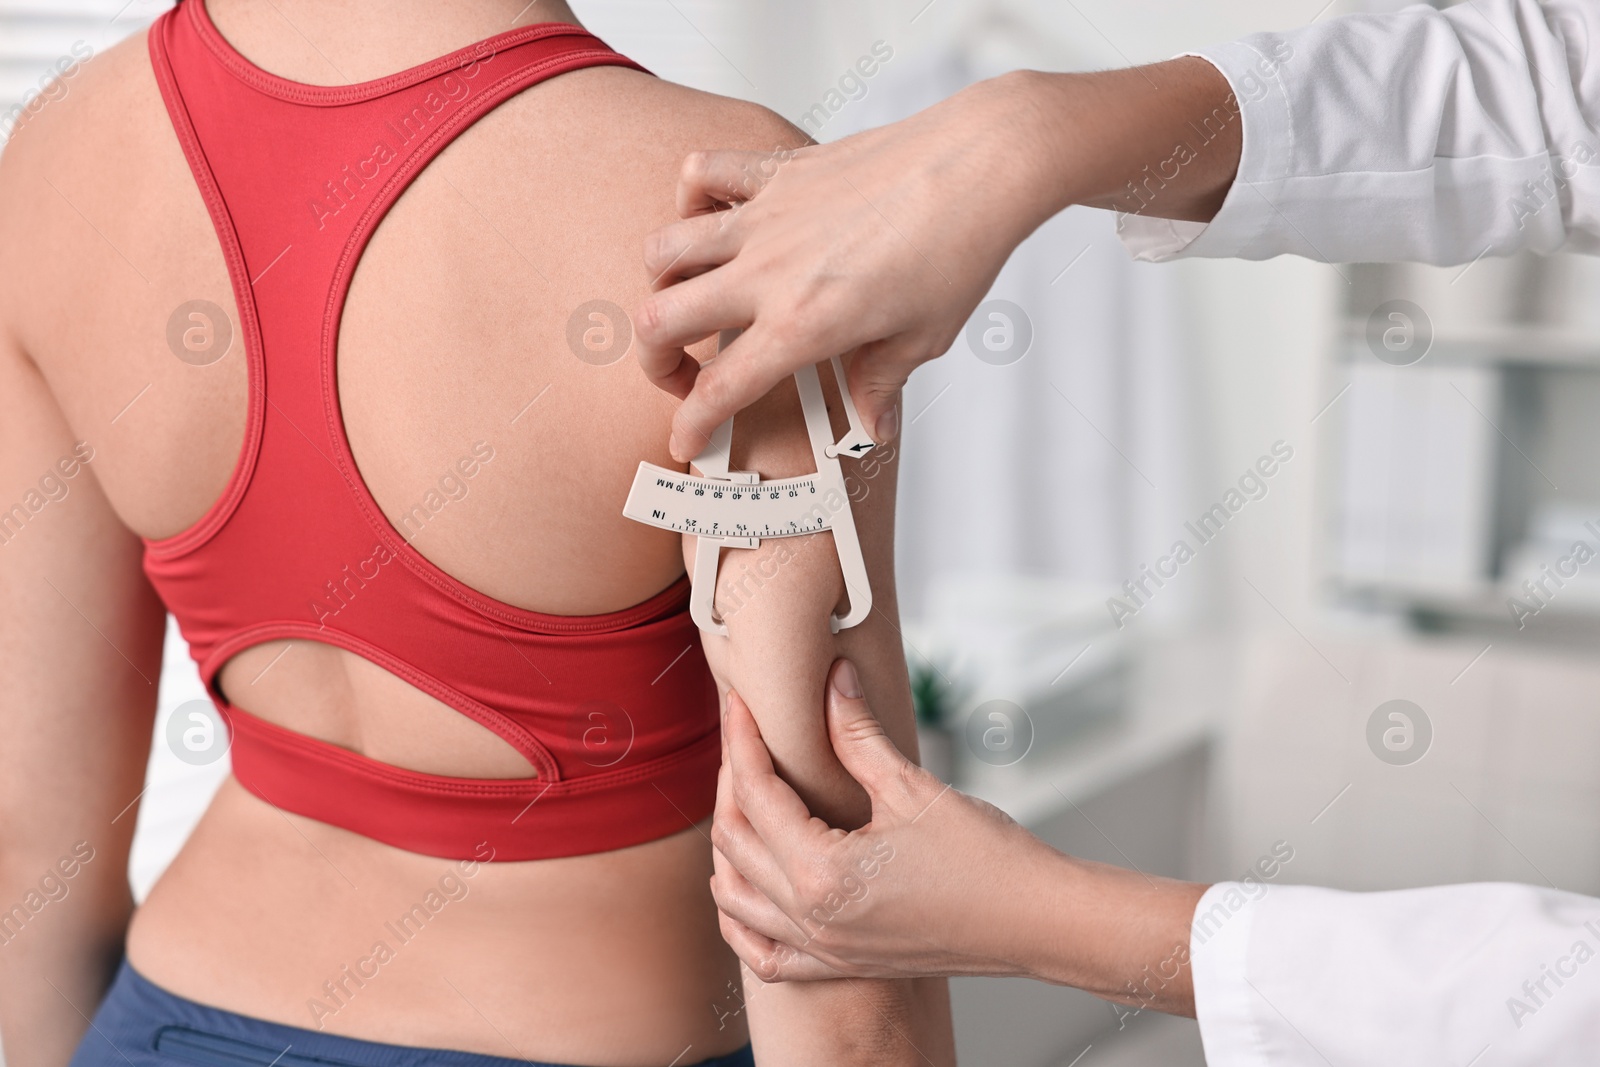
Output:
top-left (1119, 2), bottom-right (1600, 1063)
top-left (1122, 0), bottom-right (1600, 266)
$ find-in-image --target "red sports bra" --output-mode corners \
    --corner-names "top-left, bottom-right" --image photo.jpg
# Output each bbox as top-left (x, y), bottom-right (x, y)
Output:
top-left (143, 0), bottom-right (720, 861)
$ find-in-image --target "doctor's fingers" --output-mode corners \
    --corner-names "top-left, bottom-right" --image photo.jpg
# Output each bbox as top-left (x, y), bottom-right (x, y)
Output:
top-left (709, 847), bottom-right (865, 983)
top-left (709, 843), bottom-right (814, 955)
top-left (724, 691), bottom-right (847, 858)
top-left (717, 908), bottom-right (844, 984)
top-left (822, 663), bottom-right (948, 824)
top-left (664, 318), bottom-right (859, 462)
top-left (840, 338), bottom-right (918, 445)
top-left (676, 147), bottom-right (806, 217)
top-left (633, 267), bottom-right (754, 388)
top-left (642, 209), bottom-right (746, 289)
top-left (711, 747), bottom-right (791, 904)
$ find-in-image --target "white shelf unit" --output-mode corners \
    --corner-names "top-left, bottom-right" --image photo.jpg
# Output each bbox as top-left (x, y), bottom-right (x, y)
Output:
top-left (1320, 254), bottom-right (1600, 637)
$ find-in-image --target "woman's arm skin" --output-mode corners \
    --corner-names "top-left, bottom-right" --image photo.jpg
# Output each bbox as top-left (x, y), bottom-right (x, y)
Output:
top-left (0, 330), bottom-right (165, 1066)
top-left (636, 57), bottom-right (1240, 461)
top-left (711, 668), bottom-right (1207, 1016)
top-left (690, 377), bottom-right (955, 1064)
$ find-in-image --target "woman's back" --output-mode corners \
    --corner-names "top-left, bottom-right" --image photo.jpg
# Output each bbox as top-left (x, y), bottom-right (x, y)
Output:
top-left (6, 0), bottom-right (792, 768)
top-left (0, 1), bottom-right (802, 1063)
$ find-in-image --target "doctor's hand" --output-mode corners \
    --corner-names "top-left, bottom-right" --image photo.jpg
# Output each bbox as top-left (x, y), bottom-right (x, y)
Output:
top-left (710, 661), bottom-right (1045, 982)
top-left (710, 660), bottom-right (1209, 1014)
top-left (636, 59), bottom-right (1240, 463)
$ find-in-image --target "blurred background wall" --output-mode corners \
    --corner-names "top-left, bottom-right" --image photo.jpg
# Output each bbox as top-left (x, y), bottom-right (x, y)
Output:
top-left (7, 1), bottom-right (1600, 1065)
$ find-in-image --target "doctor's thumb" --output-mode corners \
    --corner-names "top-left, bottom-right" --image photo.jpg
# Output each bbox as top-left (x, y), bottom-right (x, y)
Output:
top-left (847, 348), bottom-right (910, 446)
top-left (825, 659), bottom-right (922, 805)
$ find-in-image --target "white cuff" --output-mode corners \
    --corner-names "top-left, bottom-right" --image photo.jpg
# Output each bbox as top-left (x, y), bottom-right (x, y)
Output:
top-left (1118, 41), bottom-right (1297, 262)
top-left (1188, 881), bottom-right (1272, 1067)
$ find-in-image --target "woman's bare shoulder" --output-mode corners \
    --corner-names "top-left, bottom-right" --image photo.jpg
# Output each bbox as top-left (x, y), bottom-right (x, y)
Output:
top-left (0, 29), bottom-right (183, 333)
top-left (0, 28), bottom-right (165, 191)
top-left (518, 65), bottom-right (809, 180)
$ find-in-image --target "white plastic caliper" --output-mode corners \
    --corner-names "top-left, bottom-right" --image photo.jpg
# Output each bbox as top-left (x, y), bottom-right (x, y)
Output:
top-left (623, 343), bottom-right (875, 636)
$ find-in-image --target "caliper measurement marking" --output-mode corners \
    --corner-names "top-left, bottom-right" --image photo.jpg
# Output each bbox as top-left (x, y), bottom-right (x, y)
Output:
top-left (624, 470), bottom-right (840, 539)
top-left (647, 473), bottom-right (822, 497)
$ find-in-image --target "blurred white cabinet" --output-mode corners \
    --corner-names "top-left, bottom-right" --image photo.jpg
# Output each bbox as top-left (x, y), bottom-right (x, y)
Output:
top-left (1323, 254), bottom-right (1600, 637)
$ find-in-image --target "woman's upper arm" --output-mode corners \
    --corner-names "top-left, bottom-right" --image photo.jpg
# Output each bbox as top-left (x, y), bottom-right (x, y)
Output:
top-left (686, 357), bottom-right (957, 1066)
top-left (0, 58), bottom-right (166, 867)
top-left (688, 362), bottom-right (913, 828)
top-left (0, 320), bottom-right (165, 1061)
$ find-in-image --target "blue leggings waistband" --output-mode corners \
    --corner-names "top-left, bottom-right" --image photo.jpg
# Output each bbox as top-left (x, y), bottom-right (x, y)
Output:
top-left (71, 960), bottom-right (754, 1067)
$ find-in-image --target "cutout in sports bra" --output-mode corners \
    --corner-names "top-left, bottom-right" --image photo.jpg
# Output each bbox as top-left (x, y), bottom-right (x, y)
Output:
top-left (143, 0), bottom-right (719, 861)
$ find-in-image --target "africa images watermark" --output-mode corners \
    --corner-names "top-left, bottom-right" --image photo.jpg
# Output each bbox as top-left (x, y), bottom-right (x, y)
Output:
top-left (306, 41), bottom-right (497, 231)
top-left (1508, 138), bottom-right (1598, 232)
top-left (749, 839), bottom-right (897, 983)
top-left (1505, 918), bottom-right (1600, 1031)
top-left (306, 842), bottom-right (496, 1028)
top-left (1, 42), bottom-right (95, 148)
top-left (1107, 440), bottom-right (1295, 628)
top-left (690, 37), bottom-right (896, 208)
top-left (1367, 699), bottom-right (1431, 766)
top-left (0, 442), bottom-right (96, 549)
top-left (667, 36), bottom-right (906, 247)
top-left (310, 441), bottom-right (495, 627)
top-left (1505, 519), bottom-right (1600, 630)
top-left (796, 40), bottom-right (895, 139)
top-left (1109, 840), bottom-right (1296, 1030)
top-left (0, 841), bottom-right (97, 949)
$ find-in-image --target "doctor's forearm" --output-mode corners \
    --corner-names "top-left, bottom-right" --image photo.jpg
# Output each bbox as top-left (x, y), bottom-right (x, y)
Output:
top-left (994, 58), bottom-right (1242, 232)
top-left (638, 56), bottom-right (1241, 457)
top-left (711, 677), bottom-right (1211, 1014)
top-left (1013, 848), bottom-right (1209, 1016)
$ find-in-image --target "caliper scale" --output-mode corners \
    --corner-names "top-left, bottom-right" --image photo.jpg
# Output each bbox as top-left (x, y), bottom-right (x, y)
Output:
top-left (624, 351), bottom-right (876, 636)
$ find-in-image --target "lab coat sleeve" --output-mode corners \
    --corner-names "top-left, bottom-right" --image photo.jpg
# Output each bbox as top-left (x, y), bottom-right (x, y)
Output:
top-left (1119, 0), bottom-right (1600, 264)
top-left (1190, 880), bottom-right (1600, 1066)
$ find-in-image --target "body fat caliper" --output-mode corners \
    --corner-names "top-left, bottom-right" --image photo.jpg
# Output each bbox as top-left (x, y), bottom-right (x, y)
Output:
top-left (623, 344), bottom-right (876, 636)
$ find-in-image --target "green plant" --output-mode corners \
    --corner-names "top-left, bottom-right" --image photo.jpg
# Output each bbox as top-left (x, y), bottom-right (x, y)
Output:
top-left (908, 657), bottom-right (965, 728)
